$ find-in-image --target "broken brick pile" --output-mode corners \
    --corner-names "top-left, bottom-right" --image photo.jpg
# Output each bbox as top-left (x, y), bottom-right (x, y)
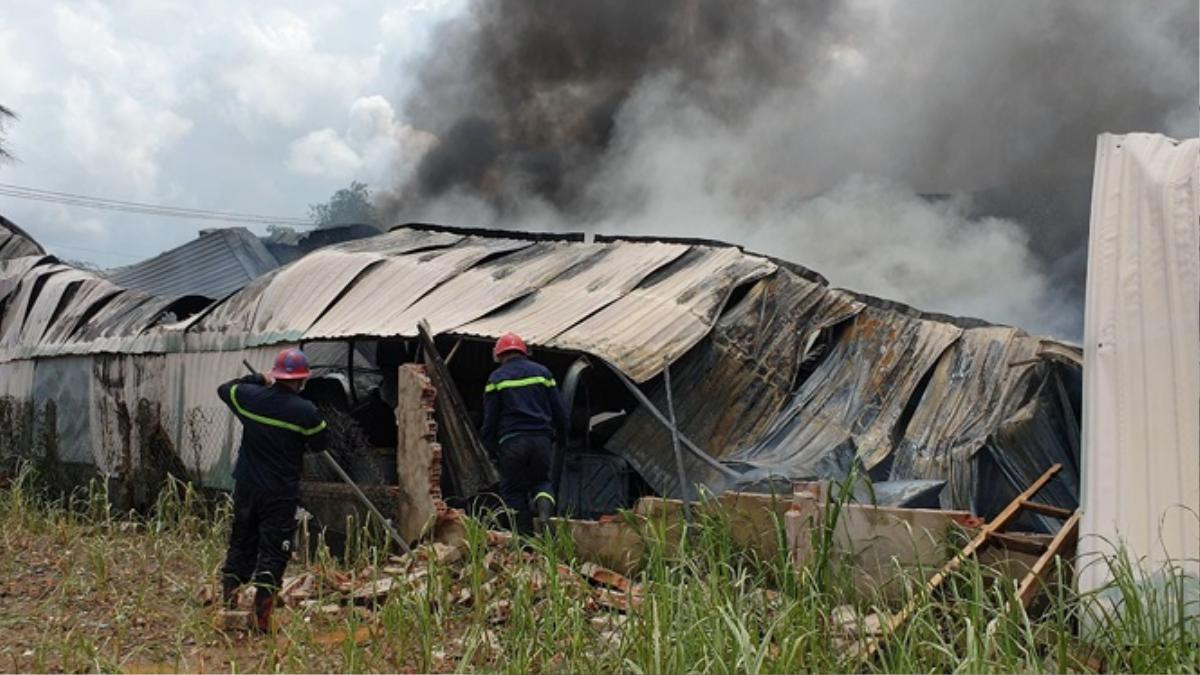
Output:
top-left (205, 529), bottom-right (646, 634)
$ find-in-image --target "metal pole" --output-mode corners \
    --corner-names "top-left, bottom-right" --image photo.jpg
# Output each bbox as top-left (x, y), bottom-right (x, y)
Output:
top-left (662, 358), bottom-right (693, 525)
top-left (242, 358), bottom-right (411, 554)
top-left (604, 361), bottom-right (738, 479)
top-left (319, 450), bottom-right (411, 555)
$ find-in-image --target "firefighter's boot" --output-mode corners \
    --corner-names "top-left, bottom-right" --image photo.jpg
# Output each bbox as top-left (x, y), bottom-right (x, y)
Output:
top-left (252, 587), bottom-right (275, 633)
top-left (533, 491), bottom-right (555, 531)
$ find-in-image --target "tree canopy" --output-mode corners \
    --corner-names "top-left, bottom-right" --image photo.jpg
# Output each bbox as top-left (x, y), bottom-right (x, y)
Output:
top-left (308, 181), bottom-right (378, 229)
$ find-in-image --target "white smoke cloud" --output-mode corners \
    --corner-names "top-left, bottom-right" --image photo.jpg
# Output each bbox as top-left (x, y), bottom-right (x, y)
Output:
top-left (287, 95), bottom-right (436, 184)
top-left (571, 74), bottom-right (1075, 335)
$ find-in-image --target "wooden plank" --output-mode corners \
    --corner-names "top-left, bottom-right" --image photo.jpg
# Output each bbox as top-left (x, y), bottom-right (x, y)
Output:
top-left (991, 532), bottom-right (1050, 556)
top-left (1016, 511), bottom-right (1081, 608)
top-left (417, 320), bottom-right (499, 497)
top-left (1021, 500), bottom-right (1074, 519)
top-left (854, 463), bottom-right (1063, 663)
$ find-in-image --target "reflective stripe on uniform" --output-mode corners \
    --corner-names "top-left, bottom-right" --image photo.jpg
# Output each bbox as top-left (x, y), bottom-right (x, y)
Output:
top-left (484, 375), bottom-right (556, 394)
top-left (230, 385), bottom-right (327, 436)
top-left (533, 491), bottom-right (556, 505)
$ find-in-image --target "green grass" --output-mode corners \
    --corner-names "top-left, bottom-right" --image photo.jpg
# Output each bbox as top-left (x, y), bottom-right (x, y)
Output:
top-left (0, 463), bottom-right (1196, 673)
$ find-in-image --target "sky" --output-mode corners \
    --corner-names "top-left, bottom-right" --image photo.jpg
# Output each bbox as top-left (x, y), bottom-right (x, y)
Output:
top-left (0, 0), bottom-right (464, 267)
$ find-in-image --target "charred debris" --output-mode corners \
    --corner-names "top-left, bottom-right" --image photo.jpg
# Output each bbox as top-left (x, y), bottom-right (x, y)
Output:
top-left (0, 218), bottom-right (1080, 542)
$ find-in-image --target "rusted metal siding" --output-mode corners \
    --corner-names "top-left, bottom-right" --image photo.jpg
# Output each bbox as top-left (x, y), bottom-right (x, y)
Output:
top-left (552, 246), bottom-right (778, 383)
top-left (457, 240), bottom-right (690, 344)
top-left (727, 305), bottom-right (962, 479)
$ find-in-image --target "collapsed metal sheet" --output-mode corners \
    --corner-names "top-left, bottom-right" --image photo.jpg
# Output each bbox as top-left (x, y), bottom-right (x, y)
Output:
top-left (81, 295), bottom-right (190, 355)
top-left (552, 246), bottom-right (778, 383)
top-left (39, 279), bottom-right (124, 347)
top-left (1, 267), bottom-right (93, 352)
top-left (605, 268), bottom-right (864, 497)
top-left (887, 327), bottom-right (1048, 510)
top-left (726, 304), bottom-right (962, 481)
top-left (972, 366), bottom-right (1081, 531)
top-left (456, 240), bottom-right (690, 344)
top-left (418, 322), bottom-right (499, 498)
top-left (0, 238), bottom-right (36, 260)
top-left (0, 264), bottom-right (77, 353)
top-left (305, 236), bottom-right (531, 340)
top-left (68, 290), bottom-right (159, 346)
top-left (390, 241), bottom-right (605, 337)
top-left (182, 271), bottom-right (275, 351)
top-left (103, 227), bottom-right (278, 299)
top-left (0, 256), bottom-right (49, 305)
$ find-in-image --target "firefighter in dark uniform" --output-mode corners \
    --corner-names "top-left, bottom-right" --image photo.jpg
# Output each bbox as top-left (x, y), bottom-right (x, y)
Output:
top-left (216, 347), bottom-right (327, 632)
top-left (481, 333), bottom-right (568, 533)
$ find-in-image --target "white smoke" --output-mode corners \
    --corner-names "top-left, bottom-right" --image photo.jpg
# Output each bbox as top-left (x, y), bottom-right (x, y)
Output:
top-left (391, 0), bottom-right (1197, 340)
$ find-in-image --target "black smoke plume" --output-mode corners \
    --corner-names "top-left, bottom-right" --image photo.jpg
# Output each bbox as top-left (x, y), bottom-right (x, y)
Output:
top-left (381, 0), bottom-right (1198, 337)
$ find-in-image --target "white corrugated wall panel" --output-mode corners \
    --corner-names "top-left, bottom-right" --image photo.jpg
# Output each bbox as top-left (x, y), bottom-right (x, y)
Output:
top-left (1080, 132), bottom-right (1200, 594)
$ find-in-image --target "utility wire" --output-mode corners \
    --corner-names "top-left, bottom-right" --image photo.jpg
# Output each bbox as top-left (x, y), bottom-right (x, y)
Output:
top-left (0, 182), bottom-right (315, 226)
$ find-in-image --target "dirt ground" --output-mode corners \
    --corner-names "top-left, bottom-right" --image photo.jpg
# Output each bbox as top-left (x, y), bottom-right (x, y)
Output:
top-left (0, 521), bottom-right (444, 673)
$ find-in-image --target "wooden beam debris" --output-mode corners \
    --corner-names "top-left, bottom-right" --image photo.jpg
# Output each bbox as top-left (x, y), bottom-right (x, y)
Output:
top-left (851, 463), bottom-right (1078, 663)
top-left (417, 320), bottom-right (499, 498)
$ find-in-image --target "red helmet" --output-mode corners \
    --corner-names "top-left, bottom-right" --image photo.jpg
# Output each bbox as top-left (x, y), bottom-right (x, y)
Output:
top-left (270, 348), bottom-right (311, 380)
top-left (492, 332), bottom-right (528, 361)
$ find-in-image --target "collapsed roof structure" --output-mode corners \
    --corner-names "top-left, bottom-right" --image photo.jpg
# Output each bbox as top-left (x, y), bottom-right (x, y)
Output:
top-left (0, 214), bottom-right (1081, 530)
top-left (102, 227), bottom-right (279, 300)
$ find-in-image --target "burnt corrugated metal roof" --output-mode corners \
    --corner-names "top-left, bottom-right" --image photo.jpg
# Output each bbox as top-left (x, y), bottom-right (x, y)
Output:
top-left (104, 227), bottom-right (279, 299)
top-left (307, 235), bottom-right (529, 339)
top-left (457, 240), bottom-right (690, 344)
top-left (388, 241), bottom-right (606, 337)
top-left (0, 255), bottom-right (50, 305)
top-left (726, 305), bottom-right (963, 476)
top-left (551, 246), bottom-right (777, 382)
top-left (0, 224), bottom-right (781, 383)
top-left (186, 227), bottom-right (464, 350)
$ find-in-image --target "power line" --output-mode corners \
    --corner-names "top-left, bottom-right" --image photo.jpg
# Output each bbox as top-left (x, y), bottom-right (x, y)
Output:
top-left (0, 182), bottom-right (315, 227)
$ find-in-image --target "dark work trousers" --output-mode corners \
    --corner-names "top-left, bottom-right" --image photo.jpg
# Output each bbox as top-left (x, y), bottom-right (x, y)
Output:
top-left (221, 481), bottom-right (299, 592)
top-left (496, 434), bottom-right (554, 522)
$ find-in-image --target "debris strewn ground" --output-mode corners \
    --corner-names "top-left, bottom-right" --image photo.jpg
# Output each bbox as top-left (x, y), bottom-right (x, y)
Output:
top-left (1, 473), bottom-right (1196, 674)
